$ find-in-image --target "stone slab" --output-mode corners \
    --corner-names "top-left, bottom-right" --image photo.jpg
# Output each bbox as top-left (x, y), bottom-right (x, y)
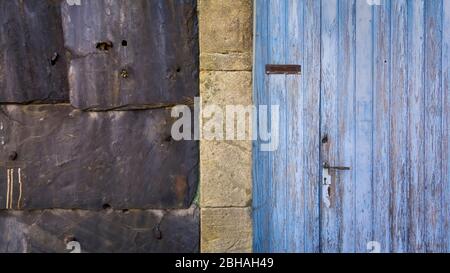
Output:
top-left (0, 104), bottom-right (198, 209)
top-left (0, 0), bottom-right (69, 103)
top-left (61, 0), bottom-right (199, 110)
top-left (0, 207), bottom-right (199, 253)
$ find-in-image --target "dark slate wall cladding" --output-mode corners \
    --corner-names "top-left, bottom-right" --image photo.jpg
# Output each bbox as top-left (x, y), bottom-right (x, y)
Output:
top-left (61, 0), bottom-right (199, 110)
top-left (0, 105), bottom-right (198, 210)
top-left (0, 0), bottom-right (69, 103)
top-left (0, 208), bottom-right (199, 253)
top-left (0, 0), bottom-right (199, 252)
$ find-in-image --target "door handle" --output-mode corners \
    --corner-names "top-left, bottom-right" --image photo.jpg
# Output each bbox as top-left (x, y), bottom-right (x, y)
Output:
top-left (323, 162), bottom-right (351, 171)
top-left (322, 162), bottom-right (350, 208)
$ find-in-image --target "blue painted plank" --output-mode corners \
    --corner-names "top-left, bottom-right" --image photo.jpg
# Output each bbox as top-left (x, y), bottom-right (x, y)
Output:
top-left (302, 0), bottom-right (322, 253)
top-left (253, 0), bottom-right (450, 253)
top-left (407, 0), bottom-right (426, 253)
top-left (337, 0), bottom-right (356, 252)
top-left (253, 0), bottom-right (271, 253)
top-left (372, 0), bottom-right (391, 253)
top-left (390, 0), bottom-right (409, 253)
top-left (268, 0), bottom-right (288, 252)
top-left (320, 0), bottom-right (340, 253)
top-left (286, 0), bottom-right (305, 252)
top-left (424, 0), bottom-right (444, 252)
top-left (354, 0), bottom-right (373, 253)
top-left (443, 0), bottom-right (450, 252)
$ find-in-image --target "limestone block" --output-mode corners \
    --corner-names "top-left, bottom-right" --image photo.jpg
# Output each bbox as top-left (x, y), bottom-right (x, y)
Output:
top-left (198, 0), bottom-right (253, 55)
top-left (201, 207), bottom-right (252, 253)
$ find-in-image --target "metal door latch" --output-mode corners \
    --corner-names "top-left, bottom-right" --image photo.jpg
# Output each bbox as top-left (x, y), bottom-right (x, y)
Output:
top-left (323, 162), bottom-right (351, 171)
top-left (322, 167), bottom-right (332, 208)
top-left (322, 162), bottom-right (351, 208)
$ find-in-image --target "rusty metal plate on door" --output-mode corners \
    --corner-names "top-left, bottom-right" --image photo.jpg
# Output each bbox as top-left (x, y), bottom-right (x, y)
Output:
top-left (0, 207), bottom-right (199, 253)
top-left (265, 64), bottom-right (301, 75)
top-left (61, 0), bottom-right (199, 110)
top-left (0, 105), bottom-right (198, 209)
top-left (0, 0), bottom-right (69, 103)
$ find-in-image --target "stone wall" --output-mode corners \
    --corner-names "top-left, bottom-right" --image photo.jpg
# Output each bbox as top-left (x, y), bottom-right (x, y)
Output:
top-left (0, 0), bottom-right (199, 253)
top-left (198, 0), bottom-right (253, 253)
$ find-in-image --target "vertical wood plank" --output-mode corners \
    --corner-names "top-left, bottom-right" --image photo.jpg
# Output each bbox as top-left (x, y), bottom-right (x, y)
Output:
top-left (407, 0), bottom-right (426, 253)
top-left (390, 0), bottom-right (409, 253)
top-left (372, 0), bottom-right (392, 253)
top-left (424, 0), bottom-right (444, 252)
top-left (320, 0), bottom-right (339, 253)
top-left (254, 0), bottom-right (322, 253)
top-left (336, 0), bottom-right (356, 252)
top-left (268, 0), bottom-right (287, 252)
top-left (303, 0), bottom-right (322, 252)
top-left (443, 0), bottom-right (450, 252)
top-left (354, 0), bottom-right (373, 253)
top-left (253, 0), bottom-right (270, 253)
top-left (286, 0), bottom-right (305, 252)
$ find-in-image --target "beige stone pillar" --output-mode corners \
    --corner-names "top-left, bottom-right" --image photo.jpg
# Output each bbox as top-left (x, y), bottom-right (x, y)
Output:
top-left (198, 0), bottom-right (253, 253)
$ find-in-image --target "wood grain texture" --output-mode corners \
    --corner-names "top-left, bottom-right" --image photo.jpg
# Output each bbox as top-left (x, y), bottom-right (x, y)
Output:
top-left (285, 0), bottom-right (305, 252)
top-left (254, 0), bottom-right (449, 253)
top-left (407, 0), bottom-right (426, 252)
top-left (0, 207), bottom-right (199, 253)
top-left (61, 0), bottom-right (198, 110)
top-left (320, 0), bottom-right (340, 252)
top-left (0, 105), bottom-right (198, 210)
top-left (253, 0), bottom-right (270, 253)
top-left (268, 0), bottom-right (287, 252)
top-left (443, 0), bottom-right (450, 252)
top-left (253, 0), bottom-right (321, 253)
top-left (340, 0), bottom-right (357, 252)
top-left (390, 0), bottom-right (409, 252)
top-left (354, 0), bottom-right (372, 253)
top-left (424, 0), bottom-right (444, 252)
top-left (0, 0), bottom-right (69, 103)
top-left (302, 0), bottom-right (321, 252)
top-left (372, 0), bottom-right (391, 253)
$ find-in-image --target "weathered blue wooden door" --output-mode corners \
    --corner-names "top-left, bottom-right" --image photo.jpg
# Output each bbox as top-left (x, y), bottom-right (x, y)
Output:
top-left (254, 0), bottom-right (450, 253)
